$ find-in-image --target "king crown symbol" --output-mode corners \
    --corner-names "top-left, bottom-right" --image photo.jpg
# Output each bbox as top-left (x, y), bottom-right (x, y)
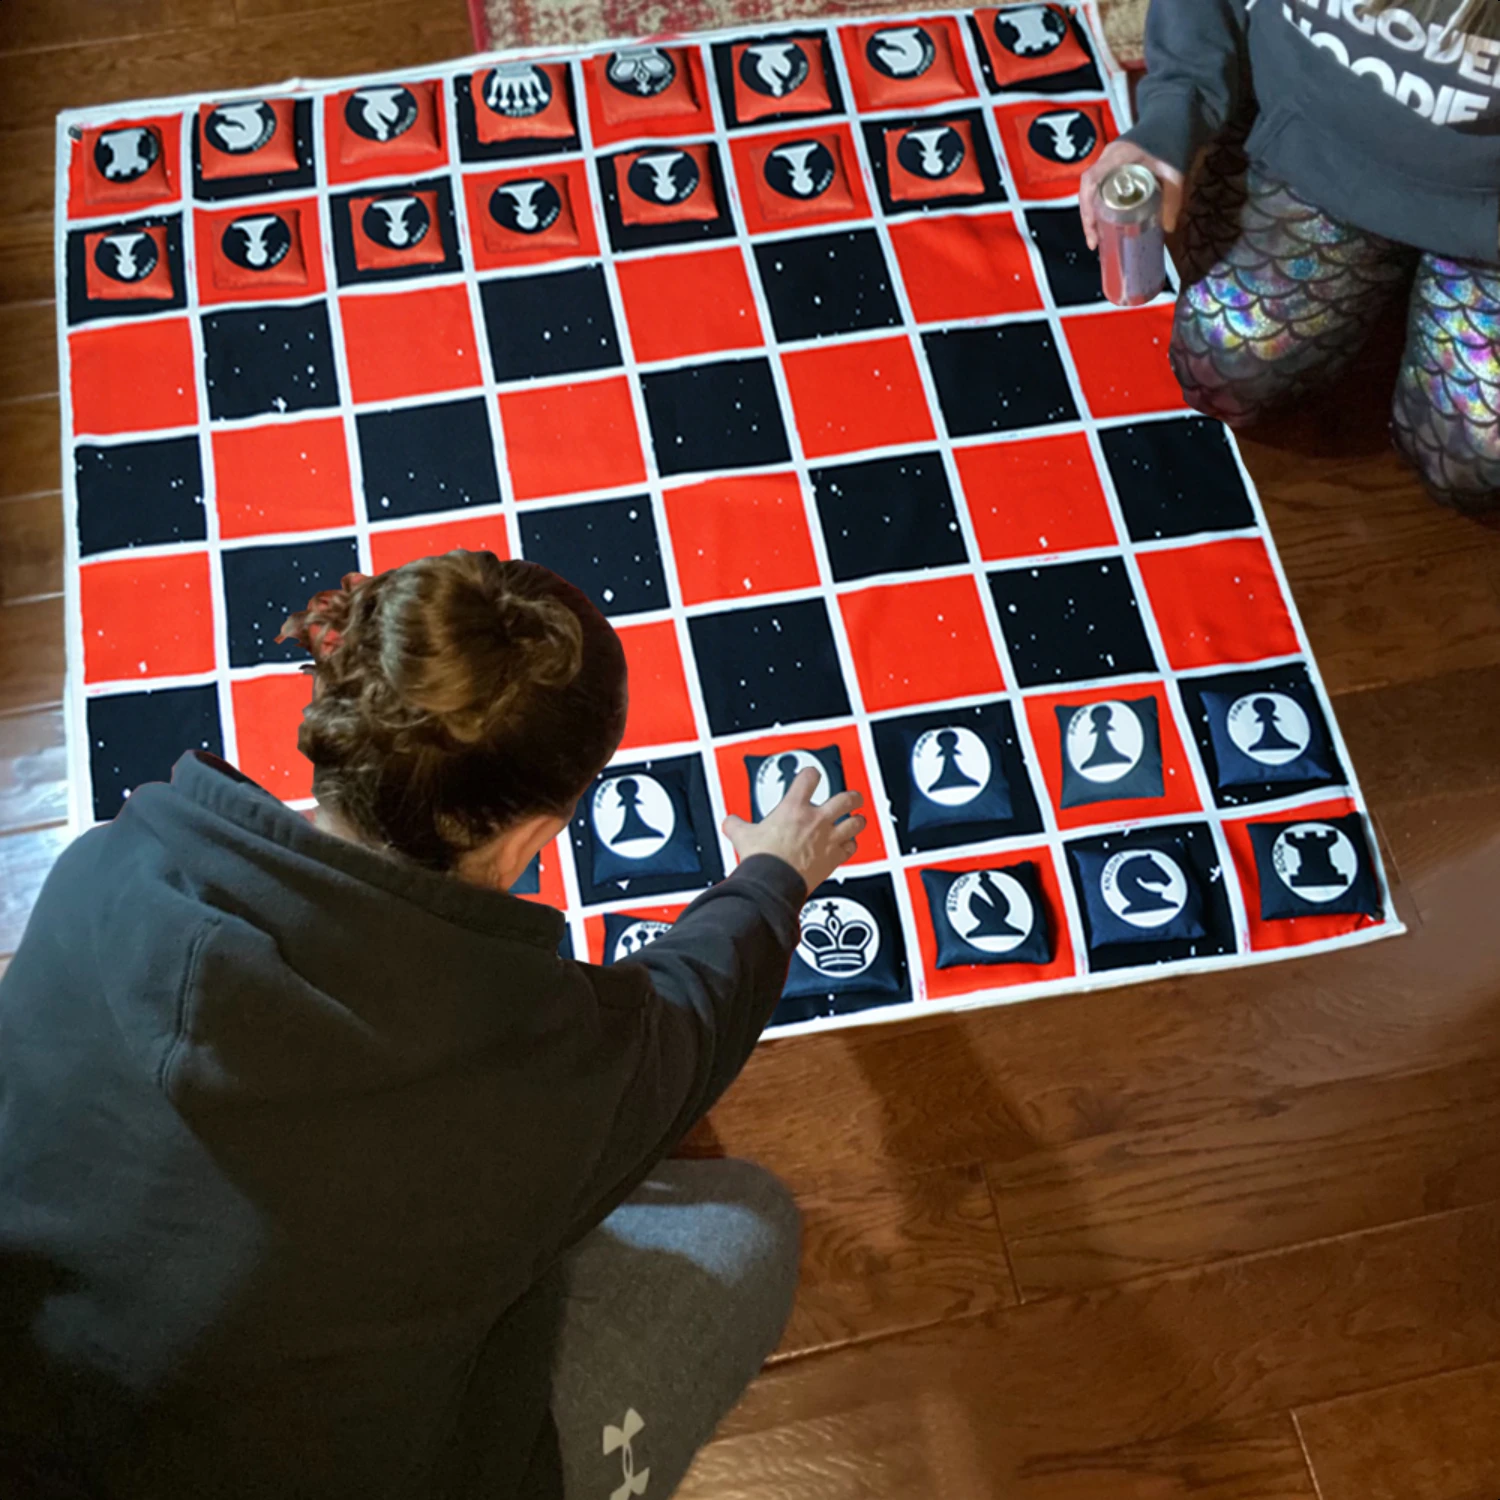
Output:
top-left (800, 901), bottom-right (874, 975)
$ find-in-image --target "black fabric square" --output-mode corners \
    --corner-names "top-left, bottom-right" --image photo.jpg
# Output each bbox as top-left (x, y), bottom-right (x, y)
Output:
top-left (989, 557), bottom-right (1157, 686)
top-left (356, 398), bottom-right (502, 520)
top-left (1179, 664), bottom-right (1344, 807)
top-left (1065, 823), bottom-right (1235, 971)
top-left (221, 535), bottom-right (360, 667)
top-left (871, 700), bottom-right (1043, 853)
top-left (773, 873), bottom-right (911, 1026)
top-left (519, 497), bottom-right (665, 618)
top-left (87, 687), bottom-right (223, 822)
top-left (744, 744), bottom-right (845, 821)
top-left (602, 911), bottom-right (676, 964)
top-left (688, 600), bottom-right (850, 735)
top-left (74, 437), bottom-right (206, 556)
top-left (641, 358), bottom-right (791, 476)
top-left (920, 862), bottom-right (1053, 968)
top-left (1100, 417), bottom-right (1255, 542)
top-left (1055, 695), bottom-right (1163, 807)
top-left (570, 753), bottom-right (723, 903)
top-left (1248, 812), bottom-right (1382, 920)
top-left (65, 215), bottom-right (187, 325)
top-left (923, 323), bottom-right (1076, 436)
top-left (201, 302), bottom-right (340, 420)
top-left (1026, 206), bottom-right (1105, 306)
top-left (480, 266), bottom-right (622, 381)
top-left (596, 145), bottom-right (736, 253)
top-left (754, 231), bottom-right (901, 342)
top-left (810, 453), bottom-right (967, 581)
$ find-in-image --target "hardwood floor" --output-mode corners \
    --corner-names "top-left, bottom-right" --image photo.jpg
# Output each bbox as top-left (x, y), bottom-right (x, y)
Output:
top-left (5, 4), bottom-right (1500, 1495)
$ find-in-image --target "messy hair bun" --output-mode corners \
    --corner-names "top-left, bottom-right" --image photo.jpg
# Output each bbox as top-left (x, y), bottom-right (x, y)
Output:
top-left (284, 551), bottom-right (627, 870)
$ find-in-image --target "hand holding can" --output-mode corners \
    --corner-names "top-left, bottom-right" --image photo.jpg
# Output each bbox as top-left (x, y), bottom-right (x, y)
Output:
top-left (1096, 163), bottom-right (1165, 307)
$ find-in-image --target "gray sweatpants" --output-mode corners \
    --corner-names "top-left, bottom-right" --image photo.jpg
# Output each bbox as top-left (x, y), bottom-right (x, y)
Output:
top-left (548, 1158), bottom-right (800, 1499)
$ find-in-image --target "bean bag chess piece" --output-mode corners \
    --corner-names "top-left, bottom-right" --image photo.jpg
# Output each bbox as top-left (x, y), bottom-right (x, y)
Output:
top-left (198, 100), bottom-right (301, 180)
top-left (1201, 682), bottom-right (1338, 788)
top-left (776, 873), bottom-right (909, 1023)
top-left (727, 35), bottom-right (835, 124)
top-left (1248, 813), bottom-right (1381, 920)
top-left (973, 5), bottom-right (1096, 90)
top-left (743, 745), bottom-right (845, 821)
top-left (602, 912), bottom-right (675, 964)
top-left (470, 63), bottom-right (576, 143)
top-left (1069, 835), bottom-right (1208, 946)
top-left (905, 722), bottom-right (1012, 831)
top-left (1055, 696), bottom-right (1163, 807)
top-left (921, 862), bottom-right (1052, 967)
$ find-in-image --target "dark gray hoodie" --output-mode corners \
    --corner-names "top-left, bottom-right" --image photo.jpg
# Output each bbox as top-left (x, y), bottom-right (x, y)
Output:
top-left (0, 753), bottom-right (803, 1499)
top-left (1126, 0), bottom-right (1500, 261)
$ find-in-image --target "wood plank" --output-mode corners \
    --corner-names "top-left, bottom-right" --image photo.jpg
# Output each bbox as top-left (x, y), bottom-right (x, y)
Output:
top-left (0, 128), bottom-right (60, 224)
top-left (1295, 1361), bottom-right (1500, 1500)
top-left (0, 214), bottom-right (56, 307)
top-left (0, 597), bottom-right (65, 714)
top-left (681, 1411), bottom-right (1316, 1500)
top-left (703, 1203), bottom-right (1500, 1463)
top-left (0, 3), bottom-right (473, 129)
top-left (0, 396), bottom-right (60, 502)
top-left (985, 1057), bottom-right (1500, 1297)
top-left (0, 302), bottom-right (59, 405)
top-left (0, 493), bottom-right (63, 604)
top-left (0, 706), bottom-right (67, 834)
top-left (0, 0), bottom-right (236, 54)
top-left (773, 1162), bottom-right (1014, 1361)
top-left (0, 822), bottom-right (70, 953)
top-left (1379, 786), bottom-right (1500, 921)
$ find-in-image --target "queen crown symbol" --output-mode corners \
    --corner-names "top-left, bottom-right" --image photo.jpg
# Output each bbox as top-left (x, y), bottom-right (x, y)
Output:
top-left (800, 901), bottom-right (874, 975)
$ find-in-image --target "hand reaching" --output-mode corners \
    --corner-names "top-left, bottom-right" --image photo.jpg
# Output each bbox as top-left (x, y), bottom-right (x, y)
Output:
top-left (723, 770), bottom-right (866, 896)
top-left (1079, 139), bottom-right (1185, 251)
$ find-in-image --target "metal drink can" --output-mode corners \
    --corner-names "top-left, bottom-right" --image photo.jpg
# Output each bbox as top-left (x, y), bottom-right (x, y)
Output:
top-left (1096, 163), bottom-right (1165, 307)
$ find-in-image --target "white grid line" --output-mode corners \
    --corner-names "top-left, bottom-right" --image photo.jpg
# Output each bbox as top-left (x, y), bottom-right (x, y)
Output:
top-left (51, 5), bottom-right (1404, 1034)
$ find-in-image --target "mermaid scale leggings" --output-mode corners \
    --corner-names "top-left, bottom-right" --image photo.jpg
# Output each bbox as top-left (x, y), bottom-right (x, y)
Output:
top-left (1170, 142), bottom-right (1500, 516)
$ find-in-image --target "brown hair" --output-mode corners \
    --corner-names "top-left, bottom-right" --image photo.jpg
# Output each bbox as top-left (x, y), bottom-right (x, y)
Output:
top-left (286, 551), bottom-right (627, 871)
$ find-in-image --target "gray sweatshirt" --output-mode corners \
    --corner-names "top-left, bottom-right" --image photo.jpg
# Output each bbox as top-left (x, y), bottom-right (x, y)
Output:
top-left (1127, 0), bottom-right (1500, 261)
top-left (0, 753), bottom-right (804, 1499)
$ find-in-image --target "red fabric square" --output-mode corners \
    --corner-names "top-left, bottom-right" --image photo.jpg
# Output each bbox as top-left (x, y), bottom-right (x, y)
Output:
top-left (1222, 797), bottom-right (1381, 952)
top-left (841, 19), bottom-right (975, 112)
top-left (663, 473), bottom-right (819, 605)
top-left (1023, 681), bottom-right (1202, 829)
top-left (885, 118), bottom-right (986, 202)
top-left (617, 143), bottom-right (719, 225)
top-left (906, 847), bottom-right (1075, 999)
top-left (499, 378), bottom-right (647, 501)
top-left (975, 6), bottom-right (1091, 87)
top-left (369, 514), bottom-right (512, 574)
top-left (325, 81), bottom-right (446, 183)
top-left (83, 224), bottom-right (175, 302)
top-left (995, 100), bottom-right (1114, 200)
top-left (585, 48), bottom-right (713, 143)
top-left (889, 212), bottom-right (1042, 323)
top-left (517, 836), bottom-right (569, 909)
top-left (715, 723), bottom-right (886, 864)
top-left (211, 419), bottom-right (354, 540)
top-left (782, 337), bottom-right (934, 459)
top-left (71, 119), bottom-right (180, 214)
top-left (841, 576), bottom-right (1004, 712)
top-left (232, 673), bottom-right (314, 802)
top-left (956, 434), bottom-right (1116, 560)
top-left (1063, 305), bottom-right (1183, 419)
top-left (349, 188), bottom-right (447, 272)
top-left (616, 620), bottom-right (697, 750)
top-left (1137, 538), bottom-right (1300, 670)
top-left (469, 64), bottom-right (576, 144)
top-left (615, 248), bottom-right (762, 363)
top-left (69, 319), bottom-right (197, 436)
top-left (733, 125), bottom-right (868, 234)
top-left (80, 552), bottom-right (215, 684)
top-left (197, 99), bottom-right (300, 180)
top-left (340, 285), bottom-right (481, 405)
top-left (584, 901), bottom-right (689, 963)
top-left (464, 162), bottom-right (598, 270)
top-left (731, 39), bottom-right (834, 122)
top-left (195, 200), bottom-right (323, 304)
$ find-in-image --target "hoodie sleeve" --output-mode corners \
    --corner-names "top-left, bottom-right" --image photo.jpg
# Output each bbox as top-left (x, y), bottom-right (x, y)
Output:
top-left (555, 854), bottom-right (805, 1242)
top-left (1124, 0), bottom-right (1251, 173)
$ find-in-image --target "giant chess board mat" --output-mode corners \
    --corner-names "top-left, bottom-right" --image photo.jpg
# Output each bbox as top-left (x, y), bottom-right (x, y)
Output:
top-left (54, 5), bottom-right (1403, 1036)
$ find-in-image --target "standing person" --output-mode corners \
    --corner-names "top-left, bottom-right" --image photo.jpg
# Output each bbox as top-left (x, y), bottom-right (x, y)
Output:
top-left (0, 551), bottom-right (866, 1500)
top-left (1080, 0), bottom-right (1500, 520)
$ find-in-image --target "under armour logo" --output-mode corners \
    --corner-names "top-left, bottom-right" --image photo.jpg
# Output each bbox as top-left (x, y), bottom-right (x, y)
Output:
top-left (603, 1408), bottom-right (650, 1500)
